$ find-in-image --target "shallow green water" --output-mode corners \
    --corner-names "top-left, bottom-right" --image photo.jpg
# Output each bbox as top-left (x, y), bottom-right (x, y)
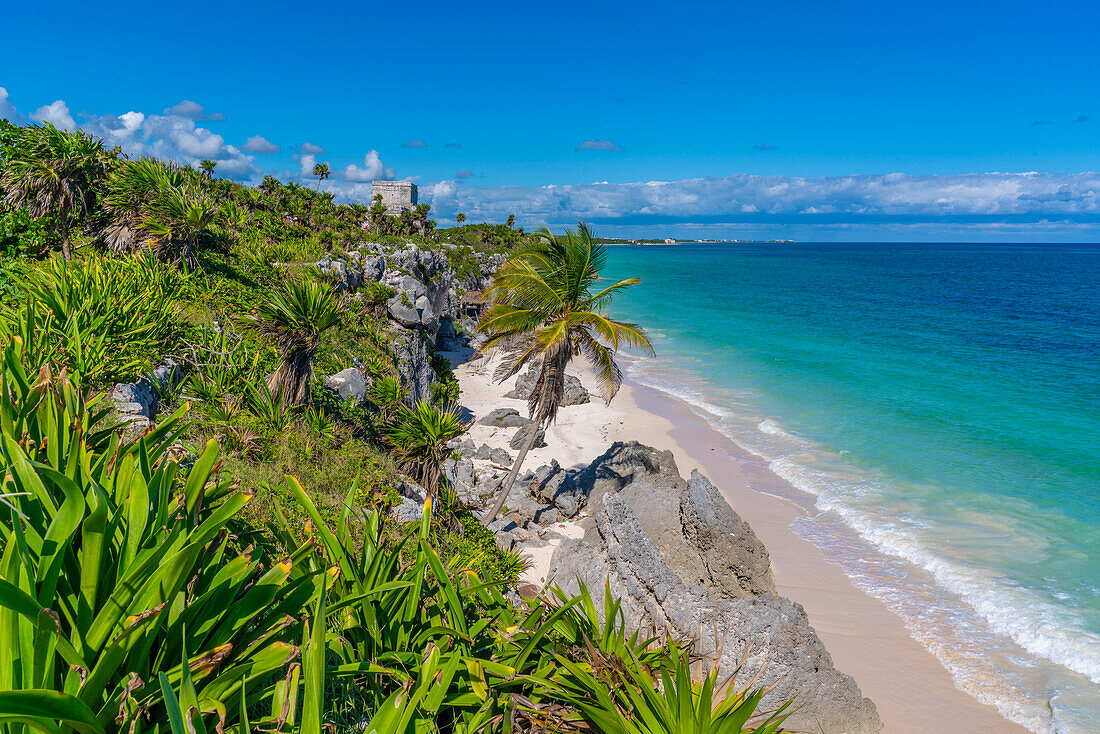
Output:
top-left (602, 243), bottom-right (1100, 732)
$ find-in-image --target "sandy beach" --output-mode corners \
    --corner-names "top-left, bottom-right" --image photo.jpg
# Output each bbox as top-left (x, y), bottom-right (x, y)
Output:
top-left (450, 351), bottom-right (1026, 734)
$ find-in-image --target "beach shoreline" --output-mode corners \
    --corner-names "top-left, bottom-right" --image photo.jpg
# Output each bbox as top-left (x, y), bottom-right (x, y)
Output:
top-left (451, 351), bottom-right (1026, 734)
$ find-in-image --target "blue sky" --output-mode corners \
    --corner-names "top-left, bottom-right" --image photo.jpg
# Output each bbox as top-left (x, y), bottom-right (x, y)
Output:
top-left (2, 0), bottom-right (1099, 240)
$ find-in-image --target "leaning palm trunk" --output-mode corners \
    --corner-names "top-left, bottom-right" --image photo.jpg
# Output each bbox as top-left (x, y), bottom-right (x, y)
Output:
top-left (483, 344), bottom-right (569, 524)
top-left (476, 222), bottom-right (653, 526)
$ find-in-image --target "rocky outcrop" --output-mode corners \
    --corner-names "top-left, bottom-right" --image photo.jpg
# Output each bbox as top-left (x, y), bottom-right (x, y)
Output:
top-left (323, 367), bottom-right (369, 406)
top-left (509, 423), bottom-right (546, 451)
top-left (549, 491), bottom-right (881, 734)
top-left (391, 328), bottom-right (434, 404)
top-left (478, 407), bottom-right (531, 429)
top-left (543, 443), bottom-right (880, 734)
top-left (568, 442), bottom-right (774, 599)
top-left (109, 359), bottom-right (186, 427)
top-left (505, 364), bottom-right (590, 405)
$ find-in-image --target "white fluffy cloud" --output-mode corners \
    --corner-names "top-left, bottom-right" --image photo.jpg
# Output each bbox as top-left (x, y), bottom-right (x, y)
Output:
top-left (81, 105), bottom-right (259, 179)
top-left (340, 150), bottom-right (394, 182)
top-left (164, 100), bottom-right (226, 121)
top-left (418, 172), bottom-right (1100, 228)
top-left (0, 87), bottom-right (25, 123)
top-left (30, 100), bottom-right (76, 130)
top-left (299, 153), bottom-right (318, 177)
top-left (242, 135), bottom-right (279, 154)
top-left (300, 142), bottom-right (326, 155)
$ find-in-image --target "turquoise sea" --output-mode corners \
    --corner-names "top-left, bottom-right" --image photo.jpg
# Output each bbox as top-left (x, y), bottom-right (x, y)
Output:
top-left (602, 243), bottom-right (1099, 733)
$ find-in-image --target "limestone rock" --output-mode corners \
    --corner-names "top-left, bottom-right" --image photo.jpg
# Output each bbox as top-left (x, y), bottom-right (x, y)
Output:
top-left (510, 423), bottom-right (547, 451)
top-left (681, 469), bottom-right (775, 598)
top-left (391, 328), bottom-right (434, 404)
top-left (549, 493), bottom-right (881, 734)
top-left (478, 408), bottom-right (531, 429)
top-left (490, 447), bottom-right (513, 466)
top-left (529, 460), bottom-right (586, 518)
top-left (505, 365), bottom-right (590, 405)
top-left (323, 368), bottom-right (369, 406)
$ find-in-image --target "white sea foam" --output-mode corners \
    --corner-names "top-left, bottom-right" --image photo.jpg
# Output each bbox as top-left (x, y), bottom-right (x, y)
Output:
top-left (621, 356), bottom-right (1100, 733)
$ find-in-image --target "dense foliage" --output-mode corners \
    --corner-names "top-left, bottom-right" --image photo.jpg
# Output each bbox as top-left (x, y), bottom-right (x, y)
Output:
top-left (0, 120), bottom-right (788, 733)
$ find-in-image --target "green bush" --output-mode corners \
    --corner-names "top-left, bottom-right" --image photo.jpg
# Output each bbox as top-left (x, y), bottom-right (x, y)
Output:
top-left (0, 254), bottom-right (184, 384)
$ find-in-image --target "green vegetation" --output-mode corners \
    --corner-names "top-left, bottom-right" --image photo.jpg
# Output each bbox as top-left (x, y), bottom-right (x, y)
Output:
top-left (476, 222), bottom-right (655, 523)
top-left (0, 119), bottom-right (787, 733)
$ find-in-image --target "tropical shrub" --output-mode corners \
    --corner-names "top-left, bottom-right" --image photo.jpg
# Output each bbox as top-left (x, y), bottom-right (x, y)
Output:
top-left (0, 122), bottom-right (109, 260)
top-left (0, 254), bottom-right (183, 384)
top-left (102, 157), bottom-right (218, 269)
top-left (253, 278), bottom-right (341, 407)
top-left (384, 400), bottom-right (471, 494)
top-left (0, 336), bottom-right (324, 734)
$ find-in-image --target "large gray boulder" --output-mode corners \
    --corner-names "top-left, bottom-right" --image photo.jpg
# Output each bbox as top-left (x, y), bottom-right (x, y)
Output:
top-left (549, 493), bottom-right (881, 734)
top-left (528, 460), bottom-right (586, 518)
top-left (478, 408), bottom-right (531, 429)
top-left (315, 257), bottom-right (362, 292)
top-left (505, 365), bottom-right (590, 405)
top-left (571, 442), bottom-right (775, 599)
top-left (323, 368), bottom-right (369, 406)
top-left (510, 423), bottom-right (546, 451)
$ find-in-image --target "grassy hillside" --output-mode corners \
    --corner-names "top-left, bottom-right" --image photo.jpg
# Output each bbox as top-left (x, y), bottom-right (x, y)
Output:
top-left (0, 120), bottom-right (788, 734)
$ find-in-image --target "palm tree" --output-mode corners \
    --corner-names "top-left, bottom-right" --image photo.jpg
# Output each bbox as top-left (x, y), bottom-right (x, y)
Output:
top-left (477, 222), bottom-right (653, 523)
top-left (0, 122), bottom-right (107, 260)
top-left (253, 278), bottom-right (342, 407)
top-left (199, 159), bottom-right (217, 179)
top-left (312, 162), bottom-right (331, 191)
top-left (102, 157), bottom-right (216, 269)
top-left (455, 212), bottom-right (466, 223)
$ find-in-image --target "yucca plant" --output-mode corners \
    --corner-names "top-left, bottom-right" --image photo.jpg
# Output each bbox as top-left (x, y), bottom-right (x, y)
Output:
top-left (247, 379), bottom-right (292, 433)
top-left (384, 400), bottom-right (471, 495)
top-left (253, 279), bottom-right (341, 407)
top-left (367, 375), bottom-right (405, 423)
top-left (551, 650), bottom-right (792, 734)
top-left (0, 336), bottom-right (326, 734)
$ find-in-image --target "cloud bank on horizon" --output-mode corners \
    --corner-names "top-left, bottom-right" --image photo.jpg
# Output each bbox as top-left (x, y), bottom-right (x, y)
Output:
top-left (2, 87), bottom-right (1098, 237)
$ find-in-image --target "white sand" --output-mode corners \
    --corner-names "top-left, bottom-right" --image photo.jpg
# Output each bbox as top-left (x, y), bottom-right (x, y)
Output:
top-left (449, 351), bottom-right (1026, 733)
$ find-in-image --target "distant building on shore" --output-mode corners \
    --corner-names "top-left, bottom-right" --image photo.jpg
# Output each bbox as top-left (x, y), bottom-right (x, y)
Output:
top-left (664, 238), bottom-right (677, 244)
top-left (371, 180), bottom-right (418, 214)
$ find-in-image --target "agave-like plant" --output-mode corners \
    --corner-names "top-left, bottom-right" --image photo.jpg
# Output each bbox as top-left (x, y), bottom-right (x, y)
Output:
top-left (0, 122), bottom-right (108, 260)
top-left (0, 335), bottom-right (326, 734)
top-left (252, 278), bottom-right (341, 407)
top-left (0, 254), bottom-right (183, 384)
top-left (384, 400), bottom-right (471, 494)
top-left (552, 649), bottom-right (792, 734)
top-left (367, 375), bottom-right (406, 423)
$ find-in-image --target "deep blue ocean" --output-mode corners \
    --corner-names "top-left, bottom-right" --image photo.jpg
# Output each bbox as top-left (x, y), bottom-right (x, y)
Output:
top-left (602, 243), bottom-right (1099, 733)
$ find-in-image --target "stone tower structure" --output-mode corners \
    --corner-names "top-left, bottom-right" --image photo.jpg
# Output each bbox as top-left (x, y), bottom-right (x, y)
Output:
top-left (372, 180), bottom-right (418, 214)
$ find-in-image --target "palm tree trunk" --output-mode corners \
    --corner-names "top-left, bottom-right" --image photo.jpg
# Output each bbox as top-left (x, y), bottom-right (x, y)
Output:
top-left (60, 227), bottom-right (72, 262)
top-left (483, 423), bottom-right (540, 525)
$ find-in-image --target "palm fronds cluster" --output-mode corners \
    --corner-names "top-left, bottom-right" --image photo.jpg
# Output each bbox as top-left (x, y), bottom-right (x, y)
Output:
top-left (476, 222), bottom-right (655, 523)
top-left (0, 334), bottom-right (789, 734)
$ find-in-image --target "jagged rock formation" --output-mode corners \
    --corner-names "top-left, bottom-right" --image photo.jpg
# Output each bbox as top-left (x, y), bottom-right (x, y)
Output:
top-left (313, 241), bottom-right (502, 406)
top-left (541, 443), bottom-right (881, 734)
top-left (505, 364), bottom-right (590, 405)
